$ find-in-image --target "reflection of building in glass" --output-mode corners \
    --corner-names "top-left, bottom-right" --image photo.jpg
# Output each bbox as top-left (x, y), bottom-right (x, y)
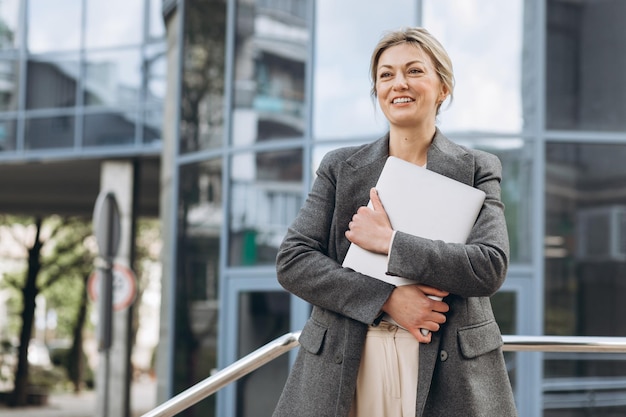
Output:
top-left (180, 161), bottom-right (222, 353)
top-left (23, 60), bottom-right (160, 149)
top-left (234, 0), bottom-right (307, 142)
top-left (229, 0), bottom-right (306, 267)
top-left (543, 142), bottom-right (626, 414)
top-left (0, 15), bottom-right (17, 150)
top-left (174, 2), bottom-right (307, 413)
top-left (0, 58), bottom-right (15, 112)
top-left (230, 169), bottom-right (303, 265)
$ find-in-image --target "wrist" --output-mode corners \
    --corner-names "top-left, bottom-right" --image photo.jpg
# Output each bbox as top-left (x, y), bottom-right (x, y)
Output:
top-left (386, 230), bottom-right (397, 257)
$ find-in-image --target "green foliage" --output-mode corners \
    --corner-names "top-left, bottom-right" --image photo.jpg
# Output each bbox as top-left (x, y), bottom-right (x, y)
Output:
top-left (1, 214), bottom-right (162, 399)
top-left (0, 216), bottom-right (95, 376)
top-left (27, 364), bottom-right (67, 393)
top-left (0, 339), bottom-right (15, 384)
top-left (0, 271), bottom-right (24, 336)
top-left (38, 217), bottom-right (94, 339)
top-left (49, 346), bottom-right (94, 390)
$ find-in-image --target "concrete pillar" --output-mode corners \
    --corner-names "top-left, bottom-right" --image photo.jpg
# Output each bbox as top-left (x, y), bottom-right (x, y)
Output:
top-left (95, 160), bottom-right (135, 417)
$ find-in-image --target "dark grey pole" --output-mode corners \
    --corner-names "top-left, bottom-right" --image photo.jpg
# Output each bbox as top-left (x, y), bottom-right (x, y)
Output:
top-left (93, 192), bottom-right (121, 417)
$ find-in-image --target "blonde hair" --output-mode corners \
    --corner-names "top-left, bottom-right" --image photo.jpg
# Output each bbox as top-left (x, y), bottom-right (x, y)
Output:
top-left (369, 27), bottom-right (455, 113)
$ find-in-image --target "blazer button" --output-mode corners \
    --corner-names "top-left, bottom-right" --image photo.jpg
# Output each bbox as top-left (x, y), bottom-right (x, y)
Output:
top-left (439, 350), bottom-right (448, 362)
top-left (335, 354), bottom-right (343, 364)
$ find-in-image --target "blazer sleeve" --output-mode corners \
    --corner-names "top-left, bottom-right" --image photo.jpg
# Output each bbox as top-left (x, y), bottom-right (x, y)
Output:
top-left (276, 150), bottom-right (395, 325)
top-left (386, 150), bottom-right (510, 298)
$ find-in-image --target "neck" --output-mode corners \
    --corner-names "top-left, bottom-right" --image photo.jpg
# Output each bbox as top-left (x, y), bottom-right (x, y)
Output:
top-left (388, 125), bottom-right (436, 166)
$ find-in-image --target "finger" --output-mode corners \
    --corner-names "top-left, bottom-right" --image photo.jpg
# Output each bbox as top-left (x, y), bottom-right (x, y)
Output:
top-left (369, 188), bottom-right (385, 212)
top-left (417, 285), bottom-right (450, 299)
top-left (430, 299), bottom-right (450, 314)
top-left (410, 327), bottom-right (432, 343)
top-left (423, 305), bottom-right (448, 325)
top-left (418, 319), bottom-right (442, 340)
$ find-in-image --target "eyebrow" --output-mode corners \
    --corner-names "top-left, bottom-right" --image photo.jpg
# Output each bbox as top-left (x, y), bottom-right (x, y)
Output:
top-left (378, 60), bottom-right (427, 70)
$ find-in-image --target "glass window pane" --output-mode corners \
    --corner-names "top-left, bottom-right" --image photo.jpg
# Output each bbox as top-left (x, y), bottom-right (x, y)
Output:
top-left (423, 0), bottom-right (525, 133)
top-left (545, 142), bottom-right (626, 337)
top-left (85, 0), bottom-right (143, 48)
top-left (145, 43), bottom-right (167, 102)
top-left (0, 118), bottom-right (17, 151)
top-left (28, 0), bottom-right (81, 53)
top-left (142, 43), bottom-right (166, 145)
top-left (492, 291), bottom-right (517, 335)
top-left (26, 56), bottom-right (79, 109)
top-left (492, 291), bottom-right (517, 398)
top-left (0, 0), bottom-right (21, 50)
top-left (229, 149), bottom-right (303, 266)
top-left (180, 0), bottom-right (226, 153)
top-left (149, 0), bottom-right (165, 40)
top-left (0, 58), bottom-right (20, 111)
top-left (25, 115), bottom-right (74, 149)
top-left (469, 138), bottom-right (533, 265)
top-left (173, 158), bottom-right (222, 414)
top-left (236, 291), bottom-right (290, 417)
top-left (84, 49), bottom-right (141, 107)
top-left (543, 355), bottom-right (626, 416)
top-left (232, 0), bottom-right (309, 146)
top-left (143, 108), bottom-right (162, 145)
top-left (546, 0), bottom-right (626, 131)
top-left (313, 0), bottom-right (416, 140)
top-left (83, 112), bottom-right (136, 147)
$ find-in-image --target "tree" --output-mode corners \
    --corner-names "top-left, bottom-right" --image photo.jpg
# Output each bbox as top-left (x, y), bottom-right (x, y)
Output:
top-left (41, 219), bottom-right (95, 393)
top-left (1, 214), bottom-right (161, 405)
top-left (0, 216), bottom-right (92, 406)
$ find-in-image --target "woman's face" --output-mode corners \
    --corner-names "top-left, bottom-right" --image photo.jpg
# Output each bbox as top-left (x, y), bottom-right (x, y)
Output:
top-left (375, 42), bottom-right (448, 129)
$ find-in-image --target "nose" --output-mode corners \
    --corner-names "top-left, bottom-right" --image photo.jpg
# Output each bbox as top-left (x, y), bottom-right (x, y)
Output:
top-left (393, 73), bottom-right (408, 90)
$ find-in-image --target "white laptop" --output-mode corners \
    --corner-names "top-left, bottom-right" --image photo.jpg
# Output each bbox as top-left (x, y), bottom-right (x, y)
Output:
top-left (342, 156), bottom-right (486, 286)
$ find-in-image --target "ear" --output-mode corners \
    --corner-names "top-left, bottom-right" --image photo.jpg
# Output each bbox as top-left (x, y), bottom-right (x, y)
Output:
top-left (439, 84), bottom-right (449, 103)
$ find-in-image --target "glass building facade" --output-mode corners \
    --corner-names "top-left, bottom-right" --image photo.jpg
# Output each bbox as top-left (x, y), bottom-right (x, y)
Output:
top-left (0, 0), bottom-right (166, 157)
top-left (162, 1), bottom-right (626, 416)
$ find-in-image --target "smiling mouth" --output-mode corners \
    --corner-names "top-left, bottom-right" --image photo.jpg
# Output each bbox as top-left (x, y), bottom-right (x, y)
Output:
top-left (392, 97), bottom-right (414, 104)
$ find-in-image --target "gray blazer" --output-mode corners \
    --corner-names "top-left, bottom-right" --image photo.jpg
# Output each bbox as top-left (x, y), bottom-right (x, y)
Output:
top-left (273, 130), bottom-right (518, 417)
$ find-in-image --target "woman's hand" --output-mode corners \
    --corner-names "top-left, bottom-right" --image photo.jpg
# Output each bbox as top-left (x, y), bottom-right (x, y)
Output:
top-left (382, 284), bottom-right (449, 343)
top-left (345, 188), bottom-right (394, 254)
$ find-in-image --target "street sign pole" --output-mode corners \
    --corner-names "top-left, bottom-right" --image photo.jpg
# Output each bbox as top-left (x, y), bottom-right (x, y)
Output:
top-left (93, 191), bottom-right (121, 417)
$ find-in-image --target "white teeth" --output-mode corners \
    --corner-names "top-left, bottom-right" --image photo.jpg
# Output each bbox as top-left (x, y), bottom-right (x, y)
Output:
top-left (393, 97), bottom-right (413, 104)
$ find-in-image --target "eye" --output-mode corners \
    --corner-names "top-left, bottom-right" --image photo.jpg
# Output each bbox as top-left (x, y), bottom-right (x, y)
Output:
top-left (379, 71), bottom-right (392, 79)
top-left (408, 67), bottom-right (424, 75)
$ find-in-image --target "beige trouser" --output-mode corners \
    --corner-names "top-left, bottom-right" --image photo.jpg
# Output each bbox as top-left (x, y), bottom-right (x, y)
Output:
top-left (349, 321), bottom-right (419, 417)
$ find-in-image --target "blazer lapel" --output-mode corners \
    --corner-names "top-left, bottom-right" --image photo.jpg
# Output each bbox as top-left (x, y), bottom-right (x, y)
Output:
top-left (427, 129), bottom-right (475, 187)
top-left (335, 136), bottom-right (389, 260)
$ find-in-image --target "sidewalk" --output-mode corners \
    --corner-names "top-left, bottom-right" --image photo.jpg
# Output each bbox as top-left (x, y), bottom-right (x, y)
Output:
top-left (0, 376), bottom-right (157, 417)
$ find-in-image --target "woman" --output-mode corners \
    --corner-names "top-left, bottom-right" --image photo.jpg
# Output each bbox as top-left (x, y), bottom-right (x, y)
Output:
top-left (273, 27), bottom-right (517, 417)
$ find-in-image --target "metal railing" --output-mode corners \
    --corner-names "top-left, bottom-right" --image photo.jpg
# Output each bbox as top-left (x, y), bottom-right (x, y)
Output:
top-left (141, 333), bottom-right (626, 417)
top-left (502, 335), bottom-right (626, 353)
top-left (141, 331), bottom-right (301, 417)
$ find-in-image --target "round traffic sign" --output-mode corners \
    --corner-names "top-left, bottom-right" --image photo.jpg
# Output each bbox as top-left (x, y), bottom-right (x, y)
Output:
top-left (88, 264), bottom-right (137, 311)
